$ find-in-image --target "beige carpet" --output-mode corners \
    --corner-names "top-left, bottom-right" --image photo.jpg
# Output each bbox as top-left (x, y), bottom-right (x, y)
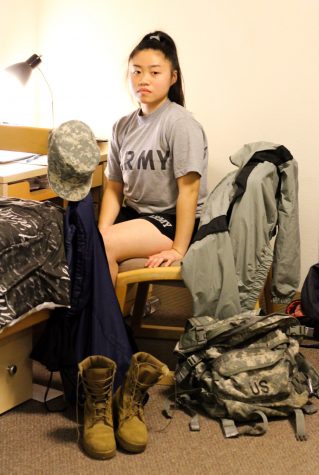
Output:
top-left (1, 286), bottom-right (319, 475)
top-left (0, 343), bottom-right (319, 475)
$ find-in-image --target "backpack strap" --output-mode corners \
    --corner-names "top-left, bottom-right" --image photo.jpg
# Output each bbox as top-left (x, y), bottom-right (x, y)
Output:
top-left (221, 410), bottom-right (268, 438)
top-left (175, 391), bottom-right (202, 431)
top-left (226, 147), bottom-right (292, 224)
top-left (288, 325), bottom-right (315, 338)
top-left (302, 403), bottom-right (317, 415)
top-left (221, 418), bottom-right (239, 438)
top-left (300, 342), bottom-right (319, 349)
top-left (290, 322), bottom-right (319, 349)
top-left (295, 353), bottom-right (319, 397)
top-left (193, 146), bottom-right (293, 243)
top-left (294, 408), bottom-right (308, 441)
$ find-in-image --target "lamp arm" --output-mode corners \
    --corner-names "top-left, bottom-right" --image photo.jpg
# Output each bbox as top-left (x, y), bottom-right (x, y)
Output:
top-left (37, 67), bottom-right (55, 128)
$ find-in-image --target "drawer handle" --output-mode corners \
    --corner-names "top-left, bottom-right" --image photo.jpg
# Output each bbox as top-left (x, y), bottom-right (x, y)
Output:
top-left (7, 365), bottom-right (17, 376)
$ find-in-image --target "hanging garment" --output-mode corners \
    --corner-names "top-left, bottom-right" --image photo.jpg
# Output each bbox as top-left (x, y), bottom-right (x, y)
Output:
top-left (181, 142), bottom-right (300, 318)
top-left (31, 194), bottom-right (133, 391)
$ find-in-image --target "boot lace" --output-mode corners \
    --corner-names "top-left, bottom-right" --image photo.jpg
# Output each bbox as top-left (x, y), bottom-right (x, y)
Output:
top-left (84, 374), bottom-right (114, 425)
top-left (125, 368), bottom-right (148, 420)
top-left (76, 370), bottom-right (114, 441)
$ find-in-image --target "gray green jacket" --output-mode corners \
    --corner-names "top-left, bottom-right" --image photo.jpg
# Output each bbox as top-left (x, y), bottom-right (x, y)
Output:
top-left (182, 142), bottom-right (300, 319)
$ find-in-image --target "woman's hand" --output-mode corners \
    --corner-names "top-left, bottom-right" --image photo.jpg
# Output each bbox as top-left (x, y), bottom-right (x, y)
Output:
top-left (145, 248), bottom-right (183, 268)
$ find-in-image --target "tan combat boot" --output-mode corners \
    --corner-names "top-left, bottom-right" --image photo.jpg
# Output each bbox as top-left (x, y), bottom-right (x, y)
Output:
top-left (78, 355), bottom-right (116, 459)
top-left (113, 352), bottom-right (169, 453)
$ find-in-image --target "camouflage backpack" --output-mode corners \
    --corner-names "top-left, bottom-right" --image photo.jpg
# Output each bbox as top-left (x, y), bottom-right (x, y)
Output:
top-left (174, 312), bottom-right (319, 440)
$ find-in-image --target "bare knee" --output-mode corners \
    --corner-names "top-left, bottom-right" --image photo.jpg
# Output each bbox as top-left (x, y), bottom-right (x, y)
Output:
top-left (99, 227), bottom-right (121, 263)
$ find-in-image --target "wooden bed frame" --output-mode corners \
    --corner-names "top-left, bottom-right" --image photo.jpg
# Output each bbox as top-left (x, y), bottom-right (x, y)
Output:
top-left (0, 125), bottom-right (52, 413)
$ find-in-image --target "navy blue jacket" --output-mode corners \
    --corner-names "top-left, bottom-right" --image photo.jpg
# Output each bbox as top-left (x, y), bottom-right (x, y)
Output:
top-left (32, 194), bottom-right (133, 389)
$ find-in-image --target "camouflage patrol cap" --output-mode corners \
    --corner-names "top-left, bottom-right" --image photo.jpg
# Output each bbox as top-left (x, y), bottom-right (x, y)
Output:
top-left (48, 120), bottom-right (100, 201)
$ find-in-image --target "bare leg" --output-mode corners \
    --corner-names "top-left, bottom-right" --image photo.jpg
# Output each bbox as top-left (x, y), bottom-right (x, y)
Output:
top-left (100, 219), bottom-right (173, 285)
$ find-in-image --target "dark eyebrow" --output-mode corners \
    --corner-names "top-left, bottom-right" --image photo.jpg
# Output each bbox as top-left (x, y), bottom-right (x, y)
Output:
top-left (131, 64), bottom-right (162, 68)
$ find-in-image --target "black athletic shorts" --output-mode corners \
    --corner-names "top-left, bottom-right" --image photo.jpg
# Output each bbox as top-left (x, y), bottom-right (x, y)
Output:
top-left (115, 206), bottom-right (200, 242)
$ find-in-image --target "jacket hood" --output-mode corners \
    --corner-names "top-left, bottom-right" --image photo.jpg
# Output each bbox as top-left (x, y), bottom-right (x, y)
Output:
top-left (230, 141), bottom-right (280, 168)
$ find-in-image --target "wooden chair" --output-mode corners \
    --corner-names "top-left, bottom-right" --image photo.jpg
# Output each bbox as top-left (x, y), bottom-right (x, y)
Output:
top-left (116, 258), bottom-right (186, 339)
top-left (115, 259), bottom-right (274, 342)
top-left (115, 259), bottom-right (188, 386)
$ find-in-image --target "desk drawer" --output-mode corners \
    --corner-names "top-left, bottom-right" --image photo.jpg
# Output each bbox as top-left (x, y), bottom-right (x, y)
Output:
top-left (0, 329), bottom-right (33, 414)
top-left (7, 180), bottom-right (57, 200)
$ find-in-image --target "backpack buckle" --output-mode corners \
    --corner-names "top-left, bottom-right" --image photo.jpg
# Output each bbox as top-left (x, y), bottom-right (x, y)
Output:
top-left (175, 355), bottom-right (202, 384)
top-left (186, 354), bottom-right (202, 368)
top-left (289, 325), bottom-right (314, 338)
top-left (174, 354), bottom-right (202, 384)
top-left (196, 328), bottom-right (207, 345)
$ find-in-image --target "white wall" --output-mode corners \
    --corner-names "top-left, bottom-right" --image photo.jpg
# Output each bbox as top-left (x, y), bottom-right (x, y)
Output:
top-left (0, 0), bottom-right (40, 124)
top-left (1, 0), bottom-right (318, 285)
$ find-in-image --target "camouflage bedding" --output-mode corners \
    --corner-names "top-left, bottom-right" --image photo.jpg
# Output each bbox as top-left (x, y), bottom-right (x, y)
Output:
top-left (0, 198), bottom-right (70, 332)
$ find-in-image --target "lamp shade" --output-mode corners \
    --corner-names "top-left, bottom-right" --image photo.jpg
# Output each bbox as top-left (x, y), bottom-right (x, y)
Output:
top-left (5, 54), bottom-right (42, 85)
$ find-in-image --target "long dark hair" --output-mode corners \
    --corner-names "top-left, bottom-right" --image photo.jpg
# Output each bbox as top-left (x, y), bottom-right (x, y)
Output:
top-left (128, 31), bottom-right (185, 107)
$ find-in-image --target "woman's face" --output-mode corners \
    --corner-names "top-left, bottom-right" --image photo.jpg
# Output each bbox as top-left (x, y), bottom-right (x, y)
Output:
top-left (128, 49), bottom-right (177, 115)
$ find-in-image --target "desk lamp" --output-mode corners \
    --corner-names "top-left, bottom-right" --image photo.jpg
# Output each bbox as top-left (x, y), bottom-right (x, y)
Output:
top-left (5, 54), bottom-right (42, 85)
top-left (5, 54), bottom-right (54, 126)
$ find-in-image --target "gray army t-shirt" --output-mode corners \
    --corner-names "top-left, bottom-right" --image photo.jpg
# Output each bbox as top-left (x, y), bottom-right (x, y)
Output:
top-left (106, 100), bottom-right (208, 217)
